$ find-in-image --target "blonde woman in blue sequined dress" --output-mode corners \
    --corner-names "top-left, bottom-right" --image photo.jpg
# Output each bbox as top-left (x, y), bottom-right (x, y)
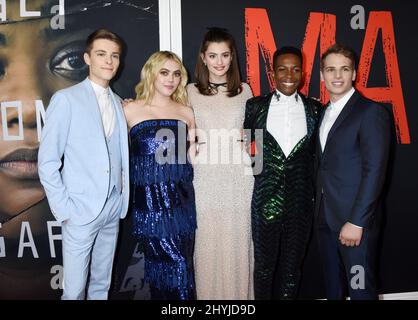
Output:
top-left (124, 51), bottom-right (197, 300)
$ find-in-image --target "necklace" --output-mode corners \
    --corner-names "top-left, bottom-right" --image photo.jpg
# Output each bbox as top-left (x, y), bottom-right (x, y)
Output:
top-left (209, 82), bottom-right (227, 88)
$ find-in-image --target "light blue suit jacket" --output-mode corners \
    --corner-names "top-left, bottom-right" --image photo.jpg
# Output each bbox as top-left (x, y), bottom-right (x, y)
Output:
top-left (38, 78), bottom-right (130, 225)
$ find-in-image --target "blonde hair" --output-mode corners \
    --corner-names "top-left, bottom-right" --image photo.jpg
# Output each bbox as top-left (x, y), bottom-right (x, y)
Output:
top-left (135, 51), bottom-right (189, 105)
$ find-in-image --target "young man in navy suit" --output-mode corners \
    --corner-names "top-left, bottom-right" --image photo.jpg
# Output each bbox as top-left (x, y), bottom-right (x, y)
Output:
top-left (315, 43), bottom-right (390, 300)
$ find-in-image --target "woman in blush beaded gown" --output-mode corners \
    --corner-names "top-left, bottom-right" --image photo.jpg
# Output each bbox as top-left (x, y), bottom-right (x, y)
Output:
top-left (124, 51), bottom-right (197, 300)
top-left (186, 27), bottom-right (254, 300)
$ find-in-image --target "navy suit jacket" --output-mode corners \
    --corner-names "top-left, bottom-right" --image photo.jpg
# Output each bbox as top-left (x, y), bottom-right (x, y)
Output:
top-left (314, 90), bottom-right (390, 232)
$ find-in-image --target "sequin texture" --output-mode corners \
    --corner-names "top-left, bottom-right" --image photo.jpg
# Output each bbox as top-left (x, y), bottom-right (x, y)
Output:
top-left (130, 119), bottom-right (196, 300)
top-left (244, 93), bottom-right (321, 299)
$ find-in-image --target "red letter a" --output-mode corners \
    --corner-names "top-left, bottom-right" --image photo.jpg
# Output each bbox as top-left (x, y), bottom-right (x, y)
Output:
top-left (356, 11), bottom-right (410, 144)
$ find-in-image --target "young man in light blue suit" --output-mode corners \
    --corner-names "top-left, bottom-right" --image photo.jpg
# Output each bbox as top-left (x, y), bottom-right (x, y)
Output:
top-left (38, 29), bottom-right (130, 300)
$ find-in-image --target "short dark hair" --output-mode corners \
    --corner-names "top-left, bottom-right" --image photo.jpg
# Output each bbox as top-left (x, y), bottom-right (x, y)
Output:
top-left (194, 27), bottom-right (242, 97)
top-left (320, 43), bottom-right (357, 70)
top-left (85, 29), bottom-right (124, 54)
top-left (273, 46), bottom-right (303, 70)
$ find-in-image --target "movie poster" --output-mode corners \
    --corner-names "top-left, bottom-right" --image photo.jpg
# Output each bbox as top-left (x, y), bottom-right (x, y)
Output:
top-left (0, 0), bottom-right (159, 299)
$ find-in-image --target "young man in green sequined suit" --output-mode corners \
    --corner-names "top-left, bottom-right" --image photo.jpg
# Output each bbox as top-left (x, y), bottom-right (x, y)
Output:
top-left (244, 47), bottom-right (321, 299)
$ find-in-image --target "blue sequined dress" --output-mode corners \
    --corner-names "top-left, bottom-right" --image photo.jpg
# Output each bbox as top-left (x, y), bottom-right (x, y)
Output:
top-left (130, 119), bottom-right (196, 300)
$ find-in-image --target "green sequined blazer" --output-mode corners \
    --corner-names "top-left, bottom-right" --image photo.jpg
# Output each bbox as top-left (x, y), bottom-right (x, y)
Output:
top-left (244, 92), bottom-right (321, 222)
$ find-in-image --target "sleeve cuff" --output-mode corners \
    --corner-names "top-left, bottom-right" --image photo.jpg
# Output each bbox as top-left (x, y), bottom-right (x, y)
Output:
top-left (348, 222), bottom-right (363, 229)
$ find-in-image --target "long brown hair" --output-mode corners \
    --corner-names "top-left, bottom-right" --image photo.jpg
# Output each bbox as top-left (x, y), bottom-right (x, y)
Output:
top-left (194, 27), bottom-right (242, 97)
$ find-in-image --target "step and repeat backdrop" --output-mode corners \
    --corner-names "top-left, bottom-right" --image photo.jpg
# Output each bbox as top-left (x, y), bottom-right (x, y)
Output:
top-left (0, 0), bottom-right (417, 299)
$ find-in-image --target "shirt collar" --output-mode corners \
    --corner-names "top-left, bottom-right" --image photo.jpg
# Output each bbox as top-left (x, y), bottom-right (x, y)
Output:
top-left (273, 89), bottom-right (299, 103)
top-left (329, 87), bottom-right (355, 112)
top-left (89, 78), bottom-right (109, 98)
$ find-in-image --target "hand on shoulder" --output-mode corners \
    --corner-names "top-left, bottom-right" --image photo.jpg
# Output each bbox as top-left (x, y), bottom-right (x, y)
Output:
top-left (124, 99), bottom-right (147, 109)
top-left (122, 98), bottom-right (134, 108)
top-left (123, 99), bottom-right (146, 122)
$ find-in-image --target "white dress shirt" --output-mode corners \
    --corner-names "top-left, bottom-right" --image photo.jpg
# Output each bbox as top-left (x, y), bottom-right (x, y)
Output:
top-left (266, 90), bottom-right (307, 158)
top-left (90, 79), bottom-right (115, 138)
top-left (319, 87), bottom-right (355, 152)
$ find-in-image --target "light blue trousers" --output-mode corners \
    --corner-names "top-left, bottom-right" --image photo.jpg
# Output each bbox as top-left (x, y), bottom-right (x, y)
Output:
top-left (61, 187), bottom-right (122, 300)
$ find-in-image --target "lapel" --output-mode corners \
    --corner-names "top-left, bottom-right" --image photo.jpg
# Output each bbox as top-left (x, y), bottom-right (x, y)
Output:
top-left (317, 101), bottom-right (329, 157)
top-left (322, 90), bottom-right (360, 156)
top-left (261, 92), bottom-right (314, 159)
top-left (256, 92), bottom-right (274, 130)
top-left (109, 88), bottom-right (128, 145)
top-left (81, 78), bottom-right (106, 137)
top-left (318, 102), bottom-right (328, 130)
top-left (82, 78), bottom-right (127, 140)
top-left (299, 93), bottom-right (315, 139)
top-left (108, 88), bottom-right (122, 127)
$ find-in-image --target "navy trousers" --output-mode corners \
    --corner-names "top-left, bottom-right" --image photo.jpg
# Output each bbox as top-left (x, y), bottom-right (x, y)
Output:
top-left (316, 200), bottom-right (379, 300)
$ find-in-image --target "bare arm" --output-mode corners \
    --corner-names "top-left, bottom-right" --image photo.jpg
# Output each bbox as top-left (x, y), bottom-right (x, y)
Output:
top-left (185, 107), bottom-right (197, 165)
